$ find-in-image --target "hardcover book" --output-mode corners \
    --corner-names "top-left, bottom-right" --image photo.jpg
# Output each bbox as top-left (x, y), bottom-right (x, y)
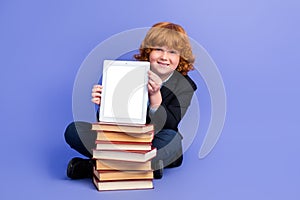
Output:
top-left (96, 130), bottom-right (154, 143)
top-left (93, 168), bottom-right (153, 181)
top-left (92, 148), bottom-right (157, 162)
top-left (92, 122), bottom-right (154, 134)
top-left (95, 159), bottom-right (152, 171)
top-left (93, 176), bottom-right (153, 191)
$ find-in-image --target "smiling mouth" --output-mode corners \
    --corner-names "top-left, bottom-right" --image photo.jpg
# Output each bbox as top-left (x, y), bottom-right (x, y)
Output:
top-left (157, 62), bottom-right (169, 67)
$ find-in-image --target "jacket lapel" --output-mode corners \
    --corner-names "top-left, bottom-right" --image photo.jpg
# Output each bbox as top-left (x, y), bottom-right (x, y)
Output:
top-left (160, 72), bottom-right (179, 99)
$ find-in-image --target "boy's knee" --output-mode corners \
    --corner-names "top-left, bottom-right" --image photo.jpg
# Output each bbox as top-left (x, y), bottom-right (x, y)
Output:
top-left (64, 122), bottom-right (77, 145)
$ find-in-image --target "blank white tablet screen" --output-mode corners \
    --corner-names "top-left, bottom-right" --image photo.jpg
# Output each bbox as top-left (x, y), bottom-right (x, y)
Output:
top-left (99, 60), bottom-right (149, 124)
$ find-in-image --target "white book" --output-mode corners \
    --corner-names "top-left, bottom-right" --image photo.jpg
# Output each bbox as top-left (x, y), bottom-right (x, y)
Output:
top-left (92, 148), bottom-right (157, 162)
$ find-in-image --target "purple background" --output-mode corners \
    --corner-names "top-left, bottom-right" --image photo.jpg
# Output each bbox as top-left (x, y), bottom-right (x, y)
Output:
top-left (1, 0), bottom-right (299, 199)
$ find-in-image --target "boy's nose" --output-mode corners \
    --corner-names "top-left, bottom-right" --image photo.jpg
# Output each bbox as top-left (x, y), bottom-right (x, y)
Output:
top-left (160, 51), bottom-right (168, 60)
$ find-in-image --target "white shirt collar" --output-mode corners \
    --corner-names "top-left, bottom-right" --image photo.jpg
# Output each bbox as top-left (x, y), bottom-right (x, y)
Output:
top-left (162, 72), bottom-right (174, 85)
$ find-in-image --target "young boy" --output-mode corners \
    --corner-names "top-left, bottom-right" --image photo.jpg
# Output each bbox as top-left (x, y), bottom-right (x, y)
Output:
top-left (65, 22), bottom-right (197, 179)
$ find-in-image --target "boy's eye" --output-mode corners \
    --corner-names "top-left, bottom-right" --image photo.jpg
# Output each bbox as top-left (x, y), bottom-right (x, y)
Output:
top-left (154, 48), bottom-right (164, 52)
top-left (169, 50), bottom-right (178, 54)
top-left (152, 47), bottom-right (180, 55)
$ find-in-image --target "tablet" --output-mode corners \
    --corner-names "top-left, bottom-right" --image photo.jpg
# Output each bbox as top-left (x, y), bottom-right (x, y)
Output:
top-left (99, 60), bottom-right (150, 124)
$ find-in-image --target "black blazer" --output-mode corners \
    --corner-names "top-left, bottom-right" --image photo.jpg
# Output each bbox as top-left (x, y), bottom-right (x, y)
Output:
top-left (146, 71), bottom-right (197, 133)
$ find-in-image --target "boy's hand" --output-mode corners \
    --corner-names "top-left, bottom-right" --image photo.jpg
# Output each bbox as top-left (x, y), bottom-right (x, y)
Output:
top-left (148, 70), bottom-right (162, 95)
top-left (148, 70), bottom-right (162, 109)
top-left (91, 84), bottom-right (103, 105)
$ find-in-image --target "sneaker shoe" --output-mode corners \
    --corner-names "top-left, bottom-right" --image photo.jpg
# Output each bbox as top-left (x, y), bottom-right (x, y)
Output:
top-left (67, 157), bottom-right (94, 179)
top-left (166, 155), bottom-right (183, 168)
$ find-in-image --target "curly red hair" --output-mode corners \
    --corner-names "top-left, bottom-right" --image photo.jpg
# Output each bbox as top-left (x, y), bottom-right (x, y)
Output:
top-left (134, 22), bottom-right (195, 75)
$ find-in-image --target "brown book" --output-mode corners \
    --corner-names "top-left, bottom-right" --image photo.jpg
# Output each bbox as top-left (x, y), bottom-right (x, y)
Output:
top-left (96, 131), bottom-right (154, 143)
top-left (92, 148), bottom-right (157, 162)
top-left (95, 140), bottom-right (152, 151)
top-left (93, 176), bottom-right (153, 191)
top-left (95, 159), bottom-right (152, 171)
top-left (93, 168), bottom-right (153, 181)
top-left (92, 122), bottom-right (154, 134)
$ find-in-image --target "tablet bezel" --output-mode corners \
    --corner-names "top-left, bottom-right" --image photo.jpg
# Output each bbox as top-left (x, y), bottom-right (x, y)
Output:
top-left (99, 60), bottom-right (150, 125)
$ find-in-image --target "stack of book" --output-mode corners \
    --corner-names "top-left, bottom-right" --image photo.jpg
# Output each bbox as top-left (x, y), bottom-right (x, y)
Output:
top-left (91, 122), bottom-right (156, 191)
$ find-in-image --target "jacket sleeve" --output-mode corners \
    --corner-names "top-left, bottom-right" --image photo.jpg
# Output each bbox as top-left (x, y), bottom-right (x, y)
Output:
top-left (147, 75), bottom-right (196, 133)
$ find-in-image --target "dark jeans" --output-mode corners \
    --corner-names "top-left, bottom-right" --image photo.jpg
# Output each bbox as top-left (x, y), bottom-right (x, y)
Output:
top-left (64, 121), bottom-right (183, 168)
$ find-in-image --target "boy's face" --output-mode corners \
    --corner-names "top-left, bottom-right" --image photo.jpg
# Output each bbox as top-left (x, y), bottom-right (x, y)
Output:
top-left (149, 46), bottom-right (180, 80)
